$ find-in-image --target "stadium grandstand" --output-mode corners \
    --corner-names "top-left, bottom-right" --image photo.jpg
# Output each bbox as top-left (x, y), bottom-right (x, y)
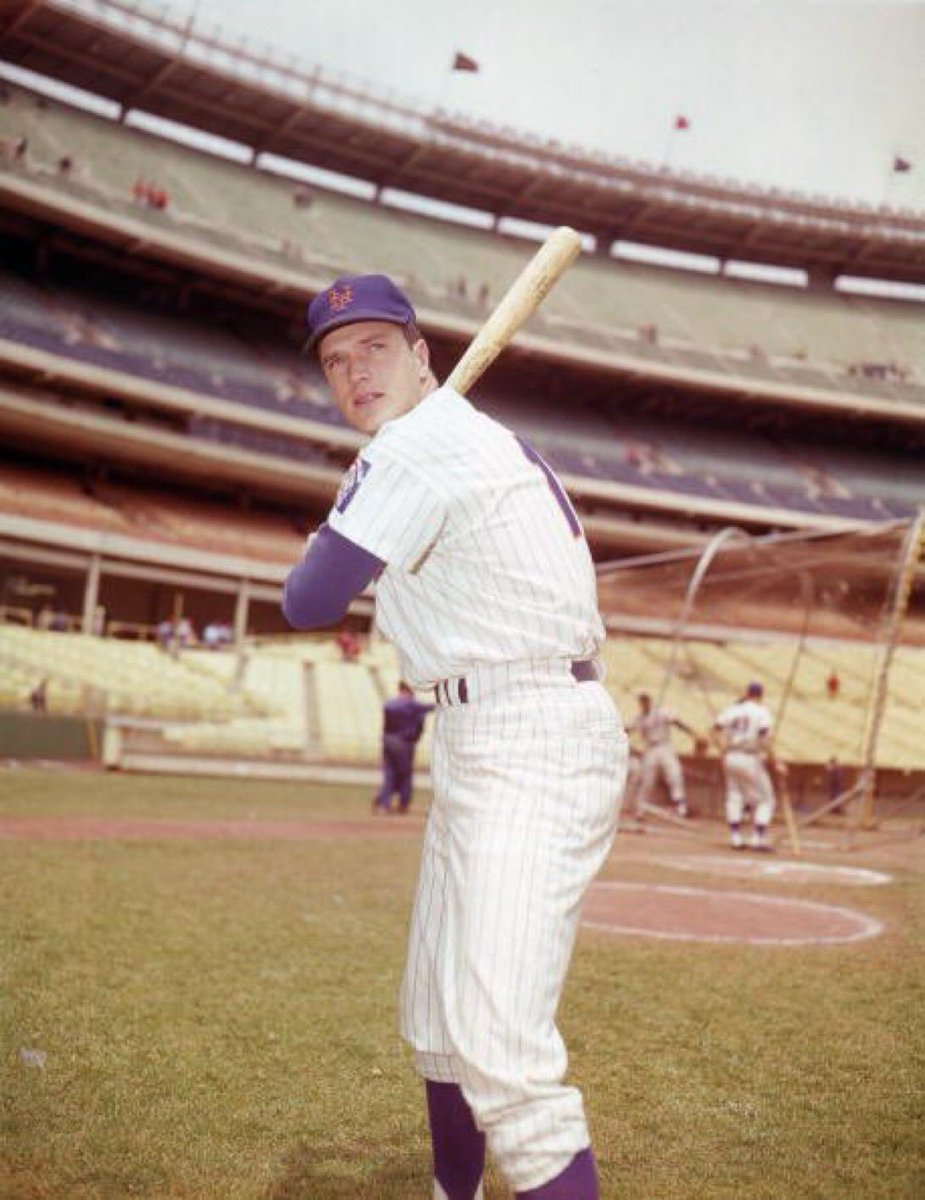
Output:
top-left (0, 0), bottom-right (922, 808)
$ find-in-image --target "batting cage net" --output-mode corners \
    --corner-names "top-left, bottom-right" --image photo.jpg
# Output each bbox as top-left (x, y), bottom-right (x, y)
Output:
top-left (596, 516), bottom-right (925, 826)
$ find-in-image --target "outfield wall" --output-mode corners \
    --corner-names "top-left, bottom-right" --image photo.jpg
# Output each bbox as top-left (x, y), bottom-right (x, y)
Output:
top-left (0, 711), bottom-right (102, 760)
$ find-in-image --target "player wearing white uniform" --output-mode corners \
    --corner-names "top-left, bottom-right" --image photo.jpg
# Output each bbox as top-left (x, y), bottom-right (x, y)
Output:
top-left (712, 681), bottom-right (777, 851)
top-left (629, 692), bottom-right (696, 819)
top-left (281, 275), bottom-right (628, 1200)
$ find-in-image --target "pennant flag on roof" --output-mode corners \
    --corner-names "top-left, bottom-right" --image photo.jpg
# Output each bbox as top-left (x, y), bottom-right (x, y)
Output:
top-left (452, 51), bottom-right (480, 72)
top-left (674, 114), bottom-right (691, 131)
top-left (892, 155), bottom-right (912, 173)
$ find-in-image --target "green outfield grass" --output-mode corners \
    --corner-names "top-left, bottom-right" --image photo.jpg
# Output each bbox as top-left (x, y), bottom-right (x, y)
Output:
top-left (1, 768), bottom-right (922, 1199)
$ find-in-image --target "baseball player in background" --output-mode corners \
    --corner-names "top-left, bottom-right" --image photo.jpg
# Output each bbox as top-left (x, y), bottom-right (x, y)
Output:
top-left (282, 274), bottom-right (627, 1200)
top-left (374, 680), bottom-right (434, 814)
top-left (712, 681), bottom-right (778, 851)
top-left (629, 691), bottom-right (697, 819)
top-left (619, 749), bottom-right (645, 828)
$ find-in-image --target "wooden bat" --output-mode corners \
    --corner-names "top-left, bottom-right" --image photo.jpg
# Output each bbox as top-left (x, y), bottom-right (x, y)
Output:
top-left (777, 765), bottom-right (801, 856)
top-left (445, 225), bottom-right (582, 395)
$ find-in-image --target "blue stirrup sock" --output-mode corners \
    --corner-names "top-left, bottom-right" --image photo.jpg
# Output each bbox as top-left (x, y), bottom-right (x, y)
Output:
top-left (426, 1080), bottom-right (486, 1200)
top-left (516, 1148), bottom-right (599, 1199)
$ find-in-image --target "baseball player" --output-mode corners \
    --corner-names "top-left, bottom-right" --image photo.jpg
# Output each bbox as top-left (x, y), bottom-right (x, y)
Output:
top-left (712, 681), bottom-right (778, 851)
top-left (282, 274), bottom-right (627, 1200)
top-left (629, 691), bottom-right (696, 819)
top-left (619, 748), bottom-right (645, 828)
top-left (374, 681), bottom-right (434, 814)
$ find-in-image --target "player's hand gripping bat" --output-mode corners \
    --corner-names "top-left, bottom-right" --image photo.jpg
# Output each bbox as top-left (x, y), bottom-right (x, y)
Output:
top-left (445, 226), bottom-right (582, 395)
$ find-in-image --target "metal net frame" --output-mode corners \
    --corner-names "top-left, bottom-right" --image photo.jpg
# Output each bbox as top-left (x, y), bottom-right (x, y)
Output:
top-left (597, 515), bottom-right (925, 834)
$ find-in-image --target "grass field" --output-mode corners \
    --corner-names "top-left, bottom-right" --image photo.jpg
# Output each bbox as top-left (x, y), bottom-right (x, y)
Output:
top-left (1, 766), bottom-right (923, 1199)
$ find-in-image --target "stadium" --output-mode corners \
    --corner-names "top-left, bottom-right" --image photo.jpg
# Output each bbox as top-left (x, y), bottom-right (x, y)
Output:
top-left (1, 3), bottom-right (922, 1198)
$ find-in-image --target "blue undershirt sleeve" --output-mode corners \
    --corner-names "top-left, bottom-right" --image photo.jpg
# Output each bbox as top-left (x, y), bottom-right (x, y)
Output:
top-left (282, 524), bottom-right (385, 630)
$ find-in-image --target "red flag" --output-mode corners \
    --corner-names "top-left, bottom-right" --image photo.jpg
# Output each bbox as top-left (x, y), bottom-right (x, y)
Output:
top-left (452, 51), bottom-right (479, 72)
top-left (674, 114), bottom-right (691, 131)
top-left (893, 155), bottom-right (912, 173)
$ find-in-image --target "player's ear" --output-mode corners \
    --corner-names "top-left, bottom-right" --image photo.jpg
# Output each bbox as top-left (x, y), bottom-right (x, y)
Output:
top-left (412, 336), bottom-right (430, 381)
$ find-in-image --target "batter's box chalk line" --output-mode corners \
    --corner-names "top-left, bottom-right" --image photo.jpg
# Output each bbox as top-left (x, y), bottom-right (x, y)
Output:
top-left (583, 881), bottom-right (884, 946)
top-left (661, 856), bottom-right (893, 887)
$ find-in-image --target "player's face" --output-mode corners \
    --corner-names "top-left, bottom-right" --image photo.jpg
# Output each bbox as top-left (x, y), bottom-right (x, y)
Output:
top-left (318, 321), bottom-right (431, 435)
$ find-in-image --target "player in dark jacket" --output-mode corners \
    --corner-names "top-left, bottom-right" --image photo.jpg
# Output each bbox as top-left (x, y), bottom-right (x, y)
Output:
top-left (374, 682), bottom-right (434, 814)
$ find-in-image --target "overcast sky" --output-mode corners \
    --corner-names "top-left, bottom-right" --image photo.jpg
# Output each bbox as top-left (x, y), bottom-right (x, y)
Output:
top-left (184, 0), bottom-right (925, 210)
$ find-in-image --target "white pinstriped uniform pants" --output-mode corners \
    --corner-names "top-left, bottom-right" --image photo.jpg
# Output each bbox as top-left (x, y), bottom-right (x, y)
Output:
top-left (639, 742), bottom-right (685, 805)
top-left (399, 665), bottom-right (628, 1193)
top-left (723, 750), bottom-right (776, 827)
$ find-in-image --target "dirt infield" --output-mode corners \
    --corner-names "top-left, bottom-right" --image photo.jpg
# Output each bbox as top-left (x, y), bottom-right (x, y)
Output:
top-left (1, 811), bottom-right (899, 946)
top-left (0, 815), bottom-right (423, 841)
top-left (583, 881), bottom-right (884, 945)
top-left (659, 854), bottom-right (893, 887)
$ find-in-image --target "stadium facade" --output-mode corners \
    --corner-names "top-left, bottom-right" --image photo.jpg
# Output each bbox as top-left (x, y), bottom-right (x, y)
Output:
top-left (0, 0), bottom-right (922, 659)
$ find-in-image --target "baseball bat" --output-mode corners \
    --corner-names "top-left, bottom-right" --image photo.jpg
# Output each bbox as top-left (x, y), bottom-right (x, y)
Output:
top-left (778, 767), bottom-right (801, 856)
top-left (445, 225), bottom-right (582, 395)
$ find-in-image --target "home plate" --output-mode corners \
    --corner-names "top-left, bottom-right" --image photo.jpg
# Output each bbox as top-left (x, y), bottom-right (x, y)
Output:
top-left (661, 856), bottom-right (892, 887)
top-left (583, 882), bottom-right (884, 945)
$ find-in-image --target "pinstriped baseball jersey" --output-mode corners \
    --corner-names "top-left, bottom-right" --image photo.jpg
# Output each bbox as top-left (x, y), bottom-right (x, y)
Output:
top-left (714, 699), bottom-right (772, 751)
top-left (325, 386), bottom-right (604, 688)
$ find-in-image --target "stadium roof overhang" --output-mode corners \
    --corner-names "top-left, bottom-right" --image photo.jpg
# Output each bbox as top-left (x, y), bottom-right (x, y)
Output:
top-left (2, 0), bottom-right (924, 284)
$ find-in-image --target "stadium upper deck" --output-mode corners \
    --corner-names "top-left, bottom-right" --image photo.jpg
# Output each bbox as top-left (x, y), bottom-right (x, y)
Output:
top-left (1, 80), bottom-right (923, 430)
top-left (0, 0), bottom-right (923, 284)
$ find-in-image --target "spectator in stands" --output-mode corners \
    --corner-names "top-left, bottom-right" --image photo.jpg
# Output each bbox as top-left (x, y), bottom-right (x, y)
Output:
top-left (156, 618), bottom-right (175, 652)
top-left (29, 677), bottom-right (49, 713)
top-left (131, 178), bottom-right (169, 210)
top-left (36, 603), bottom-right (55, 631)
top-left (336, 628), bottom-right (361, 661)
top-left (373, 682), bottom-right (434, 815)
top-left (91, 604), bottom-right (107, 637)
top-left (175, 617), bottom-right (196, 648)
top-left (625, 440), bottom-right (679, 478)
top-left (202, 621), bottom-right (233, 650)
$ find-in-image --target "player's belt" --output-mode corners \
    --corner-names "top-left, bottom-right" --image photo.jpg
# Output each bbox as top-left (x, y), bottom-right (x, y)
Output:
top-left (433, 658), bottom-right (599, 707)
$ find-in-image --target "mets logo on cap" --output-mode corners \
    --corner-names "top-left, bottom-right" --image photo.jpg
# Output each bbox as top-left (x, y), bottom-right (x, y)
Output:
top-left (327, 285), bottom-right (354, 313)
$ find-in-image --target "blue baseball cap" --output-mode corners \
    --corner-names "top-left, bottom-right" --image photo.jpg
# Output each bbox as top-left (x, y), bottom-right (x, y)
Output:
top-left (304, 274), bottom-right (416, 352)
top-left (746, 681), bottom-right (764, 697)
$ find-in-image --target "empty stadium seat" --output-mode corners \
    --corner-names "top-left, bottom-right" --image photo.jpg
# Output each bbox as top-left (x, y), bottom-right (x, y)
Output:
top-left (2, 79), bottom-right (922, 392)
